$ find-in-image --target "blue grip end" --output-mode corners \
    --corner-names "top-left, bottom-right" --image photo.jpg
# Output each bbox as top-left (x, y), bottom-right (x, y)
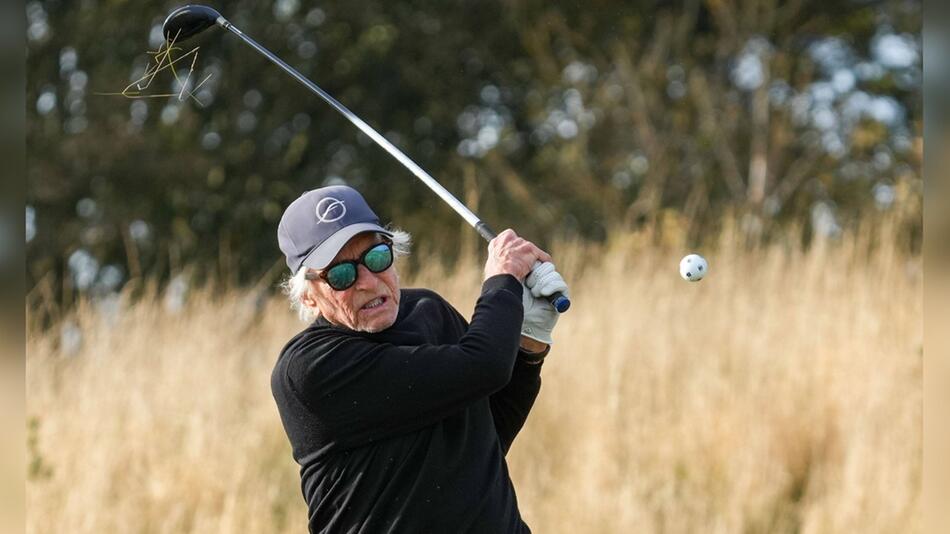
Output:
top-left (550, 293), bottom-right (571, 313)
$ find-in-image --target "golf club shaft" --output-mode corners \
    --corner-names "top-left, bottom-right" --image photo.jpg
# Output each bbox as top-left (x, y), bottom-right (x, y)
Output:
top-left (216, 16), bottom-right (570, 313)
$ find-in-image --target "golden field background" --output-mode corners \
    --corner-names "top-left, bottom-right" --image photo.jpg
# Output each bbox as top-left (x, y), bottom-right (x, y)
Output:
top-left (26, 221), bottom-right (921, 533)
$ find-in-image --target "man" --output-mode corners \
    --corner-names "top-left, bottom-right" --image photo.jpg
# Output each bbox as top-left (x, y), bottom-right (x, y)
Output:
top-left (272, 185), bottom-right (568, 533)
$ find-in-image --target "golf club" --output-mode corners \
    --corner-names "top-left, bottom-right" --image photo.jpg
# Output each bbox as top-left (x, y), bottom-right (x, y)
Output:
top-left (162, 5), bottom-right (570, 312)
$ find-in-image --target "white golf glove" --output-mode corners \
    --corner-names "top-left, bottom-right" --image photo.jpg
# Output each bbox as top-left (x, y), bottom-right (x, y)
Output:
top-left (521, 262), bottom-right (569, 345)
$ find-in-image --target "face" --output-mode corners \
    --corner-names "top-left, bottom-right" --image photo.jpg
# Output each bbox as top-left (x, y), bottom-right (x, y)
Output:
top-left (302, 232), bottom-right (401, 332)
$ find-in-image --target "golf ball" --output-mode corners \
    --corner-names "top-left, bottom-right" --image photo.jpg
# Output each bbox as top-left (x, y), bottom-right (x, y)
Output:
top-left (679, 254), bottom-right (708, 282)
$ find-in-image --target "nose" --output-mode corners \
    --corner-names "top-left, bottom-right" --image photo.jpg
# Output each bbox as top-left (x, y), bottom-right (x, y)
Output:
top-left (353, 263), bottom-right (378, 290)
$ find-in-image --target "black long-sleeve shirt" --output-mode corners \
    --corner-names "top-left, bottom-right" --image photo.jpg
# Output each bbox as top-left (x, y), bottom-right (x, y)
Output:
top-left (271, 274), bottom-right (546, 533)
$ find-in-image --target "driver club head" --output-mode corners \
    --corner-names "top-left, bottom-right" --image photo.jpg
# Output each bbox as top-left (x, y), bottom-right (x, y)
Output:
top-left (162, 5), bottom-right (222, 42)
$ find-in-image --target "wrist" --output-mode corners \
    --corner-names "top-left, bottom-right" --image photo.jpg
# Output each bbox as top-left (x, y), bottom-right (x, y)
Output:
top-left (517, 341), bottom-right (550, 365)
top-left (484, 268), bottom-right (524, 282)
top-left (482, 273), bottom-right (523, 296)
top-left (519, 336), bottom-right (548, 353)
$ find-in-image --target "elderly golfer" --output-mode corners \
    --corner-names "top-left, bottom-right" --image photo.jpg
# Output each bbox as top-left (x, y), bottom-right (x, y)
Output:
top-left (271, 185), bottom-right (568, 533)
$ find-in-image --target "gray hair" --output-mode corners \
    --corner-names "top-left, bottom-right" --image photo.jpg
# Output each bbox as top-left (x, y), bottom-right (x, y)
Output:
top-left (280, 228), bottom-right (412, 323)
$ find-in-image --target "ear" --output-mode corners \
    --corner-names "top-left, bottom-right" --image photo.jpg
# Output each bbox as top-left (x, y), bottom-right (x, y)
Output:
top-left (300, 282), bottom-right (319, 312)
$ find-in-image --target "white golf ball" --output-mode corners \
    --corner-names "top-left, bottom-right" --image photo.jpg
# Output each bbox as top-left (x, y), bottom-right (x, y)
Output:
top-left (679, 254), bottom-right (708, 282)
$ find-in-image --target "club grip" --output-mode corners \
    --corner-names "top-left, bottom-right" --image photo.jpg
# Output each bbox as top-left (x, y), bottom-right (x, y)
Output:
top-left (475, 221), bottom-right (497, 241)
top-left (477, 221), bottom-right (571, 314)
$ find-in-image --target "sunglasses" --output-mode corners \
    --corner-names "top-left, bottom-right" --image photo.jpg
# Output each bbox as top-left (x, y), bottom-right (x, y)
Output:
top-left (305, 241), bottom-right (394, 291)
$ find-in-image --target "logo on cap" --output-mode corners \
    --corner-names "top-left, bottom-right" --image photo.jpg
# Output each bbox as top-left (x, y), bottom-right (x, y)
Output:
top-left (315, 197), bottom-right (346, 223)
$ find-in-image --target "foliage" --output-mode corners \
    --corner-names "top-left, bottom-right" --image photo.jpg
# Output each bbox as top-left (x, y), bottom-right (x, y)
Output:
top-left (26, 0), bottom-right (921, 303)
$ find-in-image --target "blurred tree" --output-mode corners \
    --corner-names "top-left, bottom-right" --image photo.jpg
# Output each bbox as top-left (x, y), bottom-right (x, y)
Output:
top-left (25, 0), bottom-right (920, 312)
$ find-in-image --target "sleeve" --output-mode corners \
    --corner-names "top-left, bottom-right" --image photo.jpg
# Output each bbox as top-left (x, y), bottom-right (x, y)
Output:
top-left (489, 346), bottom-right (548, 454)
top-left (285, 274), bottom-right (525, 449)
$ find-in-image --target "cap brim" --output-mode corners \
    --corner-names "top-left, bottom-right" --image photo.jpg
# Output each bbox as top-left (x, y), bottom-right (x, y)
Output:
top-left (299, 223), bottom-right (394, 271)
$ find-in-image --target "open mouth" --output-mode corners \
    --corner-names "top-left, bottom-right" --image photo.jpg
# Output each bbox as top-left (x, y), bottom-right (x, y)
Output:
top-left (361, 296), bottom-right (386, 310)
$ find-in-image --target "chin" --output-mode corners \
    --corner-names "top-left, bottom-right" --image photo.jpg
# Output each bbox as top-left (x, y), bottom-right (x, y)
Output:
top-left (360, 317), bottom-right (396, 333)
top-left (356, 307), bottom-right (398, 333)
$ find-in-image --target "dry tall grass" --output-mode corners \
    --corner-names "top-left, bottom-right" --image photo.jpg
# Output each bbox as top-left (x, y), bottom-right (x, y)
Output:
top-left (26, 223), bottom-right (921, 533)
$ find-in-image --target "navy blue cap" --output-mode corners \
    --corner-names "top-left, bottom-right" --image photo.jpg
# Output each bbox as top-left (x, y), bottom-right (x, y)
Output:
top-left (278, 186), bottom-right (393, 274)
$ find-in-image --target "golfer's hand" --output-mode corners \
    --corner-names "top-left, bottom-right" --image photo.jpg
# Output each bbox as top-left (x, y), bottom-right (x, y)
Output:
top-left (520, 262), bottom-right (569, 345)
top-left (484, 229), bottom-right (552, 281)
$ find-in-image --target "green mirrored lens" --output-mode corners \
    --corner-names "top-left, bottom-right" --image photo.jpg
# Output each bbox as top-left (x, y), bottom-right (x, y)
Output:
top-left (326, 263), bottom-right (357, 290)
top-left (364, 244), bottom-right (392, 272)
